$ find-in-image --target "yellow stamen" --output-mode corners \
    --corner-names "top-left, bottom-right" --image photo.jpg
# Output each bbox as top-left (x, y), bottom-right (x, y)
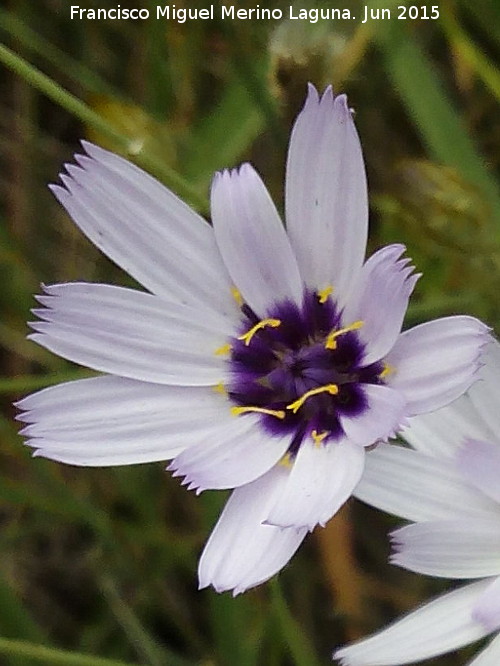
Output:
top-left (213, 381), bottom-right (228, 396)
top-left (317, 286), bottom-right (333, 304)
top-left (238, 318), bottom-right (281, 346)
top-left (380, 363), bottom-right (394, 379)
top-left (286, 384), bottom-right (339, 414)
top-left (214, 343), bottom-right (232, 356)
top-left (279, 452), bottom-right (293, 468)
top-left (311, 429), bottom-right (329, 447)
top-left (325, 320), bottom-right (364, 350)
top-left (231, 286), bottom-right (244, 307)
top-left (231, 406), bottom-right (286, 419)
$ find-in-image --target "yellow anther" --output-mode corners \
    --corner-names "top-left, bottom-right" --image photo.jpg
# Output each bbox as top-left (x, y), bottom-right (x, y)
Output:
top-left (317, 286), bottom-right (333, 304)
top-left (286, 384), bottom-right (339, 414)
top-left (214, 343), bottom-right (232, 356)
top-left (380, 363), bottom-right (394, 379)
top-left (213, 381), bottom-right (228, 396)
top-left (231, 406), bottom-right (286, 419)
top-left (311, 430), bottom-right (329, 447)
top-left (325, 320), bottom-right (364, 350)
top-left (238, 318), bottom-right (281, 346)
top-left (231, 286), bottom-right (244, 307)
top-left (279, 452), bottom-right (293, 468)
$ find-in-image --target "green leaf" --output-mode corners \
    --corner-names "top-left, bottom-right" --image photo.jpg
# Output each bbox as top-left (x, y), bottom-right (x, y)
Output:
top-left (378, 21), bottom-right (500, 223)
top-left (270, 580), bottom-right (322, 666)
top-left (0, 44), bottom-right (207, 213)
top-left (0, 638), bottom-right (143, 666)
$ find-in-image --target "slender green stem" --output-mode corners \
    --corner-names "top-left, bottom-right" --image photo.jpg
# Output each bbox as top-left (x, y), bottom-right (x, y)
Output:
top-left (100, 576), bottom-right (193, 666)
top-left (270, 579), bottom-right (321, 666)
top-left (441, 5), bottom-right (500, 102)
top-left (0, 637), bottom-right (143, 666)
top-left (0, 371), bottom-right (94, 394)
top-left (0, 43), bottom-right (208, 212)
top-left (0, 9), bottom-right (118, 96)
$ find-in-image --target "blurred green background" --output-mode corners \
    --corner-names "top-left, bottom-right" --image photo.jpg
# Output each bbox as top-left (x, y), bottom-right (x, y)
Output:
top-left (0, 0), bottom-right (499, 664)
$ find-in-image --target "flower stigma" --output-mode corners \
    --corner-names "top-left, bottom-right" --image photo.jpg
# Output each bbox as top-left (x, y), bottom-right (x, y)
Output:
top-left (325, 320), bottom-right (364, 350)
top-left (286, 384), bottom-right (339, 414)
top-left (311, 430), bottom-right (329, 447)
top-left (230, 406), bottom-right (286, 419)
top-left (238, 318), bottom-right (282, 346)
top-left (317, 285), bottom-right (333, 304)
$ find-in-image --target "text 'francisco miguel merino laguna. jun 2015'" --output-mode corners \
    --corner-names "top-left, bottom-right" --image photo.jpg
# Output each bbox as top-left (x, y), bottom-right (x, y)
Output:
top-left (69, 4), bottom-right (441, 24)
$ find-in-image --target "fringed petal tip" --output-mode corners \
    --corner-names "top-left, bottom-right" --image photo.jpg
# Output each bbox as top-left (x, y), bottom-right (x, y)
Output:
top-left (302, 83), bottom-right (357, 120)
top-left (167, 463), bottom-right (205, 495)
top-left (197, 467), bottom-right (307, 595)
top-left (385, 316), bottom-right (492, 417)
top-left (333, 580), bottom-right (493, 666)
top-left (388, 528), bottom-right (404, 552)
top-left (197, 578), bottom-right (249, 597)
top-left (331, 653), bottom-right (351, 666)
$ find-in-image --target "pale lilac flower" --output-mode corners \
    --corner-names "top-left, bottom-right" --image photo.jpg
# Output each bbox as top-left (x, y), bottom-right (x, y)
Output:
top-left (17, 85), bottom-right (488, 595)
top-left (335, 341), bottom-right (500, 665)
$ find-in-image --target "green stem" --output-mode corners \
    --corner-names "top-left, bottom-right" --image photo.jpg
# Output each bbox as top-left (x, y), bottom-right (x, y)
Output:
top-left (0, 371), bottom-right (94, 394)
top-left (270, 579), bottom-right (321, 666)
top-left (0, 43), bottom-right (208, 212)
top-left (0, 637), bottom-right (143, 666)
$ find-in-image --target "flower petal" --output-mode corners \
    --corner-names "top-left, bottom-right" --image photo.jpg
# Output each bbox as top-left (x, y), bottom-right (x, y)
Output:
top-left (341, 245), bottom-right (419, 365)
top-left (470, 633), bottom-right (500, 666)
top-left (339, 384), bottom-right (407, 447)
top-left (285, 85), bottom-right (368, 303)
top-left (334, 580), bottom-right (492, 666)
top-left (29, 283), bottom-right (230, 386)
top-left (210, 163), bottom-right (303, 317)
top-left (468, 340), bottom-right (500, 437)
top-left (385, 316), bottom-right (490, 416)
top-left (265, 438), bottom-right (364, 530)
top-left (355, 444), bottom-right (499, 523)
top-left (169, 417), bottom-right (290, 493)
top-left (52, 142), bottom-right (235, 313)
top-left (473, 576), bottom-right (500, 633)
top-left (457, 439), bottom-right (500, 505)
top-left (198, 466), bottom-right (307, 595)
top-left (16, 375), bottom-right (229, 465)
top-left (391, 519), bottom-right (500, 578)
top-left (402, 394), bottom-right (493, 457)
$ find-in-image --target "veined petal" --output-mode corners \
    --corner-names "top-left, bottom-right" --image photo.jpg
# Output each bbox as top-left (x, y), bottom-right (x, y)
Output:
top-left (355, 444), bottom-right (499, 523)
top-left (470, 633), bottom-right (500, 666)
top-left (402, 394), bottom-right (493, 457)
top-left (469, 340), bottom-right (500, 437)
top-left (169, 417), bottom-right (290, 493)
top-left (473, 576), bottom-right (500, 633)
top-left (385, 316), bottom-right (490, 416)
top-left (334, 580), bottom-right (492, 666)
top-left (339, 384), bottom-right (407, 447)
top-left (199, 466), bottom-right (307, 595)
top-left (29, 282), bottom-right (231, 386)
top-left (342, 245), bottom-right (419, 365)
top-left (457, 439), bottom-right (500, 505)
top-left (16, 375), bottom-right (229, 465)
top-left (285, 85), bottom-right (368, 303)
top-left (210, 163), bottom-right (303, 317)
top-left (265, 438), bottom-right (364, 530)
top-left (52, 142), bottom-right (235, 314)
top-left (391, 519), bottom-right (500, 578)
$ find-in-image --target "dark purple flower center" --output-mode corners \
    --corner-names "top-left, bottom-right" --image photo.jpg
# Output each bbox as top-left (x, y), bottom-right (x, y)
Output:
top-left (227, 291), bottom-right (385, 456)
